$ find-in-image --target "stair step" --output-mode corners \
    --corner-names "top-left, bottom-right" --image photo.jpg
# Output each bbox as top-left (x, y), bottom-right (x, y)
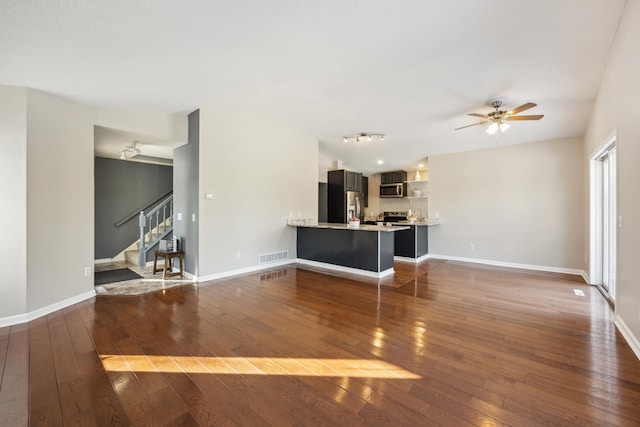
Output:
top-left (124, 250), bottom-right (139, 266)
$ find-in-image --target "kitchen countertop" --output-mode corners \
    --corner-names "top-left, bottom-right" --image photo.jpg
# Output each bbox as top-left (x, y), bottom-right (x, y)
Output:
top-left (291, 222), bottom-right (409, 232)
top-left (391, 219), bottom-right (440, 226)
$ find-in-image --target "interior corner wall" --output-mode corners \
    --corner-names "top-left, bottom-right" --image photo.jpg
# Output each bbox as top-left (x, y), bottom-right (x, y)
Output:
top-left (26, 89), bottom-right (95, 311)
top-left (0, 85), bottom-right (27, 317)
top-left (583, 1), bottom-right (640, 351)
top-left (173, 110), bottom-right (200, 276)
top-left (198, 110), bottom-right (318, 277)
top-left (428, 137), bottom-right (584, 270)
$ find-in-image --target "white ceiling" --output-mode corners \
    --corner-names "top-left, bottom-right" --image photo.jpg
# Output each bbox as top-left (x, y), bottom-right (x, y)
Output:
top-left (0, 0), bottom-right (626, 174)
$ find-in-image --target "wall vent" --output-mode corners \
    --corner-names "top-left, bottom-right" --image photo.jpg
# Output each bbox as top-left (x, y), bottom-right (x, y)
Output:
top-left (259, 251), bottom-right (289, 264)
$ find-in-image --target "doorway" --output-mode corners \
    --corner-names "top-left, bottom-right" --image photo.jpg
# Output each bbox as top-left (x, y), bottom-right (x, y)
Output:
top-left (589, 132), bottom-right (617, 302)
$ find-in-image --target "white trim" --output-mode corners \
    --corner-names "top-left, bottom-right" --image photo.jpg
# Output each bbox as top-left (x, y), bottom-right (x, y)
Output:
top-left (296, 259), bottom-right (394, 279)
top-left (589, 128), bottom-right (617, 286)
top-left (0, 289), bottom-right (96, 328)
top-left (394, 254), bottom-right (431, 264)
top-left (615, 315), bottom-right (640, 362)
top-left (428, 253), bottom-right (586, 278)
top-left (581, 271), bottom-right (591, 284)
top-left (197, 259), bottom-right (296, 283)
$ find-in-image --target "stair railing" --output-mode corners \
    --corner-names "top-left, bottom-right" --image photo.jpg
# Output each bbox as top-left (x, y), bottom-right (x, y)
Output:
top-left (138, 195), bottom-right (173, 266)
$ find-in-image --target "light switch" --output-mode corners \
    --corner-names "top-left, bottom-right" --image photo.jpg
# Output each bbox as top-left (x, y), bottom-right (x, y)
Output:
top-left (205, 193), bottom-right (214, 200)
top-left (177, 212), bottom-right (183, 220)
top-left (192, 213), bottom-right (196, 222)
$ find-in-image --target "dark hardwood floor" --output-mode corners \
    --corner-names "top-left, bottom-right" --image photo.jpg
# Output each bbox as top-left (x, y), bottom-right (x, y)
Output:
top-left (1, 259), bottom-right (640, 426)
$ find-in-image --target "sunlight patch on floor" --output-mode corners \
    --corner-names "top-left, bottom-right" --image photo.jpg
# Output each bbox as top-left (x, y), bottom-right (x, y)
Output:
top-left (100, 355), bottom-right (420, 379)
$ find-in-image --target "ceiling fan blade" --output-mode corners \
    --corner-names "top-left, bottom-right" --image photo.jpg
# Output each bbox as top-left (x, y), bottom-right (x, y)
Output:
top-left (468, 113), bottom-right (490, 119)
top-left (454, 121), bottom-right (488, 130)
top-left (505, 114), bottom-right (544, 121)
top-left (507, 102), bottom-right (536, 115)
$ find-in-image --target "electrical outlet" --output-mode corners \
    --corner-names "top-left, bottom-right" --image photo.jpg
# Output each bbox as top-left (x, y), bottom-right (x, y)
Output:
top-left (236, 251), bottom-right (241, 259)
top-left (204, 193), bottom-right (214, 200)
top-left (469, 243), bottom-right (475, 250)
top-left (84, 266), bottom-right (91, 277)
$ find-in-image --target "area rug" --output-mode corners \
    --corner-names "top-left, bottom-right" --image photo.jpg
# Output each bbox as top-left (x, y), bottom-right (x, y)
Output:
top-left (95, 279), bottom-right (194, 296)
top-left (94, 268), bottom-right (143, 285)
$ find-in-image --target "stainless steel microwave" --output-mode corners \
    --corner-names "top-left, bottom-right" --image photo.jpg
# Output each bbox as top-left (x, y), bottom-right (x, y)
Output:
top-left (380, 183), bottom-right (407, 198)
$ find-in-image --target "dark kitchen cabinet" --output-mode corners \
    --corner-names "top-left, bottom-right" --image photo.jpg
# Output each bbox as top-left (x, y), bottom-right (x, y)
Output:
top-left (346, 171), bottom-right (362, 192)
top-left (381, 171), bottom-right (407, 184)
top-left (329, 169), bottom-right (362, 192)
top-left (362, 176), bottom-right (369, 207)
top-left (394, 225), bottom-right (428, 258)
top-left (318, 182), bottom-right (328, 222)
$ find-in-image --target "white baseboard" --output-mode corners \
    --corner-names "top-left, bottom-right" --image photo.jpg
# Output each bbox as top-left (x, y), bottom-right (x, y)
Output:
top-left (394, 254), bottom-right (431, 264)
top-left (296, 259), bottom-right (394, 278)
top-left (615, 315), bottom-right (640, 362)
top-left (197, 259), bottom-right (296, 283)
top-left (0, 289), bottom-right (96, 328)
top-left (428, 253), bottom-right (586, 278)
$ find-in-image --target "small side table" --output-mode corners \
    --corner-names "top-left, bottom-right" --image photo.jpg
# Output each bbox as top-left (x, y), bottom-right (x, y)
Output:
top-left (153, 250), bottom-right (184, 279)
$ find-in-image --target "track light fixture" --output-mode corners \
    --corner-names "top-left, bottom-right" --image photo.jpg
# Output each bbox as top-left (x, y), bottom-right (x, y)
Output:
top-left (343, 132), bottom-right (385, 143)
top-left (120, 141), bottom-right (141, 160)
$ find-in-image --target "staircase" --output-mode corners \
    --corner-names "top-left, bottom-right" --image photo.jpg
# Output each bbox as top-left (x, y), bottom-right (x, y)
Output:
top-left (124, 218), bottom-right (172, 266)
top-left (116, 195), bottom-right (173, 267)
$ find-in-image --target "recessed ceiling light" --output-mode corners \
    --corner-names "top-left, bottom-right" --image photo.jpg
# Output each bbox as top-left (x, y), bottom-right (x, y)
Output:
top-left (377, 160), bottom-right (384, 165)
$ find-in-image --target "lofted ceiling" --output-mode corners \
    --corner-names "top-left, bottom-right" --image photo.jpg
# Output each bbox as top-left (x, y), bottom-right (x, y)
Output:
top-left (0, 0), bottom-right (626, 174)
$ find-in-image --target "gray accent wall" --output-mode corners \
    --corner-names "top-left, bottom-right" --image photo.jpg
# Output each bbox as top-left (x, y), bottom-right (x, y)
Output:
top-left (173, 109), bottom-right (199, 275)
top-left (94, 157), bottom-right (173, 259)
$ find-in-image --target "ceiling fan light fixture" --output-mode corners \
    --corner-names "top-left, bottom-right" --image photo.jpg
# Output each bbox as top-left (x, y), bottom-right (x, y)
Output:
top-left (455, 100), bottom-right (543, 134)
top-left (120, 141), bottom-right (141, 160)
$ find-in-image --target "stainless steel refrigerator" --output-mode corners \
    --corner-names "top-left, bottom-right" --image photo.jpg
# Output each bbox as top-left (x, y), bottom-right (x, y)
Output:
top-left (328, 189), bottom-right (364, 223)
top-left (345, 191), bottom-right (364, 222)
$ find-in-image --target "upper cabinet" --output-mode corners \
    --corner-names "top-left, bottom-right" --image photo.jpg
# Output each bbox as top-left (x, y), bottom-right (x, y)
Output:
top-left (328, 169), bottom-right (363, 192)
top-left (380, 171), bottom-right (407, 184)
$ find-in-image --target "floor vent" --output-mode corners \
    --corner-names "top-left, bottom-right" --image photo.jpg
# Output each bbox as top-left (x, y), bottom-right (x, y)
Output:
top-left (574, 289), bottom-right (585, 297)
top-left (259, 251), bottom-right (289, 264)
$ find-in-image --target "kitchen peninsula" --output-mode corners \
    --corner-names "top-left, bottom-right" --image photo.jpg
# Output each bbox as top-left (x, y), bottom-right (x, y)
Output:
top-left (290, 222), bottom-right (408, 278)
top-left (392, 220), bottom-right (439, 262)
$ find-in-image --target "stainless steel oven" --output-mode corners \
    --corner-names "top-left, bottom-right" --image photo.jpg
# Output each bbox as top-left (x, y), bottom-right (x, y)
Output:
top-left (379, 183), bottom-right (407, 198)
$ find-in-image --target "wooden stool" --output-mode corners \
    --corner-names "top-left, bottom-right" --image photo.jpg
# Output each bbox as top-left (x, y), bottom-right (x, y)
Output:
top-left (153, 250), bottom-right (184, 279)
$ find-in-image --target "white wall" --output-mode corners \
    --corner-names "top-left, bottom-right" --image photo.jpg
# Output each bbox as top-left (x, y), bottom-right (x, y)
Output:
top-left (318, 151), bottom-right (333, 183)
top-left (428, 137), bottom-right (584, 271)
top-left (26, 90), bottom-right (95, 311)
top-left (583, 1), bottom-right (640, 352)
top-left (95, 107), bottom-right (187, 141)
top-left (198, 110), bottom-right (318, 277)
top-left (0, 85), bottom-right (27, 317)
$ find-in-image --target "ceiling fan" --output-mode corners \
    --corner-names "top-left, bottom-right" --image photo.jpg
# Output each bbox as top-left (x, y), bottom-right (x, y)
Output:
top-left (455, 100), bottom-right (544, 134)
